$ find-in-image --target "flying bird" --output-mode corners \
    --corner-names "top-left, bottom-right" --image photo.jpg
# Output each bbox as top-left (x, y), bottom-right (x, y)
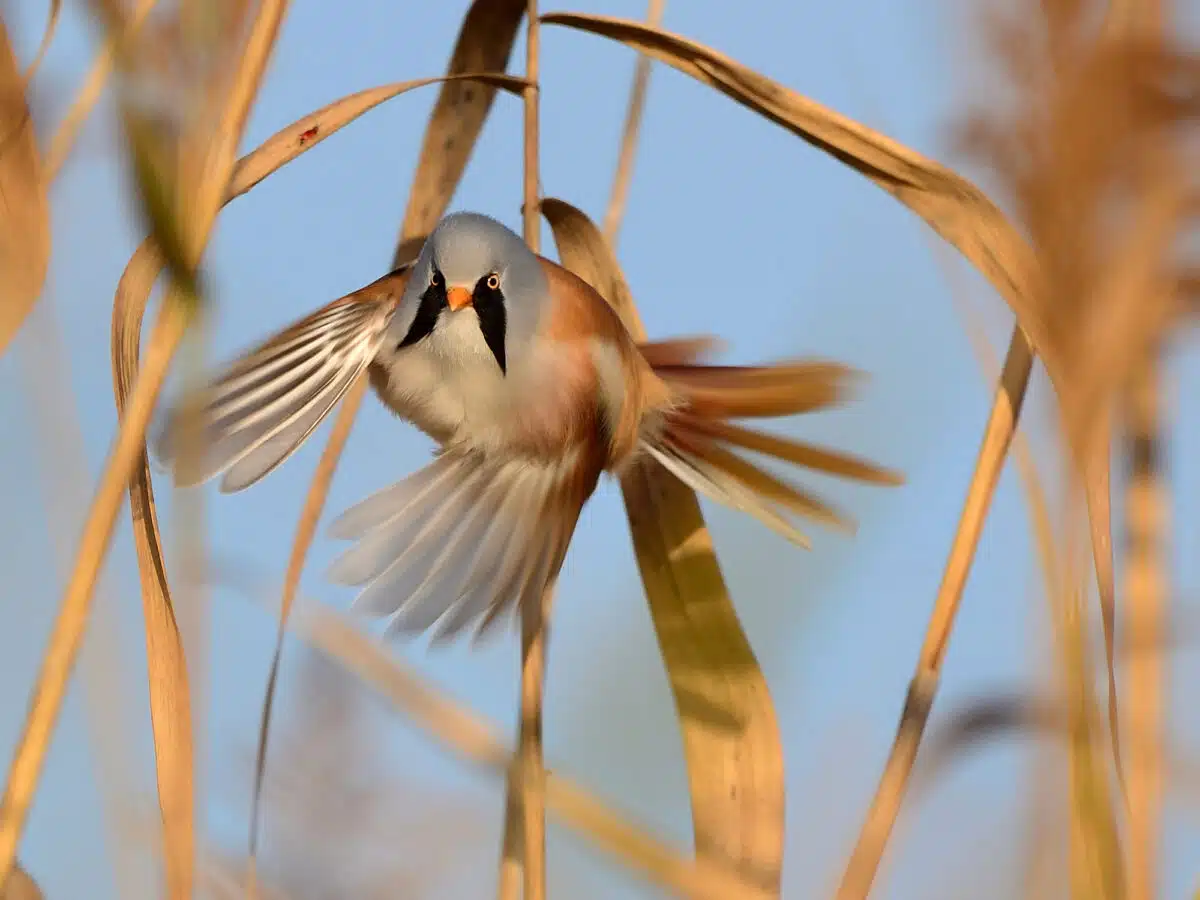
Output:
top-left (156, 211), bottom-right (899, 641)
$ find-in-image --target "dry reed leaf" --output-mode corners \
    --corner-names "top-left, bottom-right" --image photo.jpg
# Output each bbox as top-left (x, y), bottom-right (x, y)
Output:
top-left (22, 0), bottom-right (62, 84)
top-left (0, 863), bottom-right (42, 900)
top-left (111, 241), bottom-right (198, 900)
top-left (515, 5), bottom-right (547, 898)
top-left (271, 597), bottom-right (772, 900)
top-left (543, 197), bottom-right (784, 895)
top-left (394, 0), bottom-right (527, 265)
top-left (539, 12), bottom-right (1041, 334)
top-left (0, 17), bottom-right (49, 357)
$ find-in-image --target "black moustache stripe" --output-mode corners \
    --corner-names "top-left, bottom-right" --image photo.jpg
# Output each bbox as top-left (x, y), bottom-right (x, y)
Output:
top-left (473, 279), bottom-right (507, 375)
top-left (397, 280), bottom-right (446, 350)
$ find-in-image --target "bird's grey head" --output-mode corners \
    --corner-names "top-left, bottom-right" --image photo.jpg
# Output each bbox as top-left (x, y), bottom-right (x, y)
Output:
top-left (390, 212), bottom-right (549, 375)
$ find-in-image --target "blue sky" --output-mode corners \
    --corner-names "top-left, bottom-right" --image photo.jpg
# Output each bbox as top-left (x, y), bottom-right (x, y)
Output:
top-left (3, 0), bottom-right (1199, 897)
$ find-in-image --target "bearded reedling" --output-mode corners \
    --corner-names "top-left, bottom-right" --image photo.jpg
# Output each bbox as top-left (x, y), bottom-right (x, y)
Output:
top-left (157, 212), bottom-right (899, 639)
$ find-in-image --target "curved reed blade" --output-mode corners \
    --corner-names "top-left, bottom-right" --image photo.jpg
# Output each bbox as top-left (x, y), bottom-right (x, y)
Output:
top-left (111, 242), bottom-right (198, 900)
top-left (229, 73), bottom-right (526, 200)
top-left (543, 197), bottom-right (785, 896)
top-left (538, 12), bottom-right (1044, 360)
top-left (0, 17), bottom-right (49, 358)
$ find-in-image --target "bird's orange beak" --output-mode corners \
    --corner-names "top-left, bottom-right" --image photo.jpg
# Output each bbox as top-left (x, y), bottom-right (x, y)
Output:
top-left (447, 286), bottom-right (473, 311)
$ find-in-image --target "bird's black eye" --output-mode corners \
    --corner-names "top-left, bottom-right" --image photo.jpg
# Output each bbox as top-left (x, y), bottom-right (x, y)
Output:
top-left (430, 270), bottom-right (444, 290)
top-left (486, 273), bottom-right (500, 291)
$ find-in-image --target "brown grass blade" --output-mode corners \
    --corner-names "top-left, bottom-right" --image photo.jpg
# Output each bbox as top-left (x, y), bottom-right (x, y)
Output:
top-left (22, 0), bottom-right (62, 84)
top-left (543, 197), bottom-right (785, 895)
top-left (108, 76), bottom-right (519, 899)
top-left (538, 13), bottom-right (1042, 346)
top-left (502, 3), bottom-right (548, 897)
top-left (0, 17), bottom-right (49, 357)
top-left (393, 0), bottom-right (528, 266)
top-left (111, 241), bottom-right (198, 900)
top-left (175, 0), bottom-right (289, 262)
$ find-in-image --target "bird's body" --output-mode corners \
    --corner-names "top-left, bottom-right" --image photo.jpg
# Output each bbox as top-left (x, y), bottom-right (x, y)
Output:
top-left (157, 212), bottom-right (898, 641)
top-left (369, 259), bottom-right (659, 468)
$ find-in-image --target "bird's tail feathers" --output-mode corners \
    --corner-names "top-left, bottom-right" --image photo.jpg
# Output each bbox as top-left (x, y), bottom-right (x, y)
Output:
top-left (637, 342), bottom-right (903, 547)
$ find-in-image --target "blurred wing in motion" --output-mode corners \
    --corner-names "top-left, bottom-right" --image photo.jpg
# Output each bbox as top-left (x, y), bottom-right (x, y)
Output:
top-left (327, 446), bottom-right (600, 642)
top-left (639, 353), bottom-right (902, 547)
top-left (155, 269), bottom-right (409, 493)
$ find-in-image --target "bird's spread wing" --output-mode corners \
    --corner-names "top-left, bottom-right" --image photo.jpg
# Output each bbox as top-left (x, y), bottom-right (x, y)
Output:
top-left (155, 272), bottom-right (407, 493)
top-left (327, 446), bottom-right (600, 642)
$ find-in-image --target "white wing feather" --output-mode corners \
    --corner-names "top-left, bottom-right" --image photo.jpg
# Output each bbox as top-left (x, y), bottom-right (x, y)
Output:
top-left (327, 450), bottom-right (586, 641)
top-left (155, 291), bottom-right (400, 492)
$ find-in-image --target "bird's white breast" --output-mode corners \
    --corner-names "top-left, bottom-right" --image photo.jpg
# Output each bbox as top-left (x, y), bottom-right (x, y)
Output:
top-left (374, 309), bottom-right (576, 454)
